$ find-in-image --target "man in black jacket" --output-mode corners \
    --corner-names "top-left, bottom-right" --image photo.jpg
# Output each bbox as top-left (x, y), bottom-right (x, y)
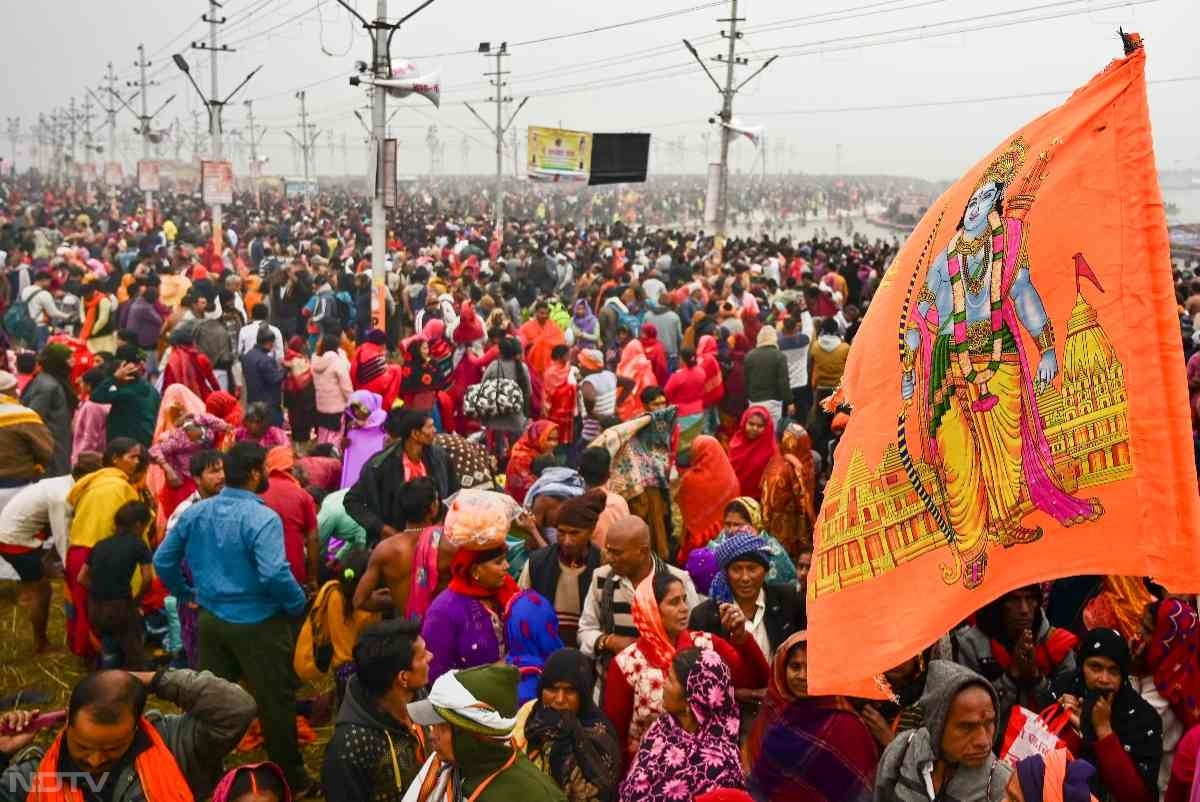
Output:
top-left (519, 490), bottom-right (606, 648)
top-left (321, 619), bottom-right (433, 802)
top-left (240, 327), bottom-right (285, 425)
top-left (344, 409), bottom-right (458, 544)
top-left (688, 533), bottom-right (806, 661)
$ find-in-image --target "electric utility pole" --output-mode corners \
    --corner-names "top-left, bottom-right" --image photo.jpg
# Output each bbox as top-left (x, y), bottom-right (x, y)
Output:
top-left (175, 0), bottom-right (260, 252)
top-left (4, 118), bottom-right (18, 177)
top-left (683, 0), bottom-right (777, 237)
top-left (112, 44), bottom-right (176, 216)
top-left (339, 0), bottom-right (441, 287)
top-left (465, 42), bottom-right (527, 234)
top-left (284, 90), bottom-right (320, 210)
top-left (243, 99), bottom-right (266, 208)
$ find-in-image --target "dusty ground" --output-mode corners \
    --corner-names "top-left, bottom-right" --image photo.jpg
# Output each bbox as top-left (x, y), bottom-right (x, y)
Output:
top-left (0, 581), bottom-right (334, 782)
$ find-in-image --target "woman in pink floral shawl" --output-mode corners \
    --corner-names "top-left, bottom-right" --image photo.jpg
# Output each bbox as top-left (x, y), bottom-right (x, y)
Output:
top-left (619, 647), bottom-right (746, 802)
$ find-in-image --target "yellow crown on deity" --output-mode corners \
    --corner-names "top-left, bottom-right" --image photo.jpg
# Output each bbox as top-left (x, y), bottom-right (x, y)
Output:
top-left (975, 137), bottom-right (1028, 191)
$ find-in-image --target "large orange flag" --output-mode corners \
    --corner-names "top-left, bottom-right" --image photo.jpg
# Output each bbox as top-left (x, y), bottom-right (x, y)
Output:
top-left (808, 38), bottom-right (1200, 696)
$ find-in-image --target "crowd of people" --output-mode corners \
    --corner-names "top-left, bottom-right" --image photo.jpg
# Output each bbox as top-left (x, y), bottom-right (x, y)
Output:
top-left (0, 169), bottom-right (1197, 802)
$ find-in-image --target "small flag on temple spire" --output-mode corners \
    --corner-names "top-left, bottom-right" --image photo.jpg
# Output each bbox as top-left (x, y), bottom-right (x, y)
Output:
top-left (1074, 252), bottom-right (1105, 294)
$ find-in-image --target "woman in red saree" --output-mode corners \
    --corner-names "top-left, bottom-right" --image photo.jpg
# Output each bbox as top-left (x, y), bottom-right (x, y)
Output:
top-left (638, 323), bottom-right (669, 388)
top-left (698, 334), bottom-right (724, 434)
top-left (504, 420), bottom-right (560, 505)
top-left (677, 434), bottom-right (740, 562)
top-left (350, 329), bottom-right (401, 411)
top-left (726, 405), bottom-right (778, 501)
top-left (541, 345), bottom-right (576, 449)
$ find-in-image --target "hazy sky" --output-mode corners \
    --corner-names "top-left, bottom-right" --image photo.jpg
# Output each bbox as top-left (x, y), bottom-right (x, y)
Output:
top-left (4, 0), bottom-right (1198, 180)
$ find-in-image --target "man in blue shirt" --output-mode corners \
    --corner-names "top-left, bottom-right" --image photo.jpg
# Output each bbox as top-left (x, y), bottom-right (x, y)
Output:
top-left (154, 442), bottom-right (312, 793)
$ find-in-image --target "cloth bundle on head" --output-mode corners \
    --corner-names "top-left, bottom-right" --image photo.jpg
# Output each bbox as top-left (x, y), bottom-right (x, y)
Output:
top-left (756, 326), bottom-right (779, 348)
top-left (708, 532), bottom-right (772, 604)
top-left (578, 349), bottom-right (604, 371)
top-left (443, 489), bottom-right (522, 550)
top-left (555, 489), bottom-right (606, 530)
top-left (1015, 749), bottom-right (1098, 802)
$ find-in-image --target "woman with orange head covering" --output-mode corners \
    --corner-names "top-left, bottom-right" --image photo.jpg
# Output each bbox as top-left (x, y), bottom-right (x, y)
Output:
top-left (602, 572), bottom-right (769, 768)
top-left (615, 340), bottom-right (657, 421)
top-left (505, 420), bottom-right (560, 505)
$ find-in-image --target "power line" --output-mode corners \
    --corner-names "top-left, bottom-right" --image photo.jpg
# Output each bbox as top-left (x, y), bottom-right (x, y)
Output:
top-left (224, 0), bottom-right (332, 48)
top-left (404, 1), bottom-right (727, 60)
top-left (744, 0), bottom-right (1162, 57)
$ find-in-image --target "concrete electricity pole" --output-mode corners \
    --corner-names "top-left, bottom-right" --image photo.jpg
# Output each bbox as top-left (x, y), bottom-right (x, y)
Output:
top-left (465, 42), bottom-right (527, 234)
top-left (174, 0), bottom-right (260, 251)
top-left (339, 0), bottom-right (440, 286)
top-left (4, 118), bottom-right (18, 177)
top-left (683, 0), bottom-right (777, 237)
top-left (111, 44), bottom-right (176, 215)
top-left (243, 99), bottom-right (266, 208)
top-left (284, 90), bottom-right (320, 210)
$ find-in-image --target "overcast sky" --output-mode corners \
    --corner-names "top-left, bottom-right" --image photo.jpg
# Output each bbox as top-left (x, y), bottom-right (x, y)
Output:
top-left (4, 0), bottom-right (1197, 180)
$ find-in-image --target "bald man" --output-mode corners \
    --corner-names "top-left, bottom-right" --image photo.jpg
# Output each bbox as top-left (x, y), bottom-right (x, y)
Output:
top-left (577, 514), bottom-right (698, 685)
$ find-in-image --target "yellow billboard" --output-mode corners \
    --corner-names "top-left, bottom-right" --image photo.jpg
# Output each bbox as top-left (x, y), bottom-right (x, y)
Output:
top-left (527, 126), bottom-right (591, 182)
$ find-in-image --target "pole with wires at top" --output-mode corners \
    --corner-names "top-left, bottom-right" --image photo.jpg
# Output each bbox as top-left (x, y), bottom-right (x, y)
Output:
top-left (173, 0), bottom-right (260, 258)
top-left (339, 0), bottom-right (439, 289)
top-left (465, 41), bottom-right (527, 238)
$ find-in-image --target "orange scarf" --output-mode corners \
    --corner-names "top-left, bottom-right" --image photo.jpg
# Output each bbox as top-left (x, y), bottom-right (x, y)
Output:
top-left (31, 718), bottom-right (193, 802)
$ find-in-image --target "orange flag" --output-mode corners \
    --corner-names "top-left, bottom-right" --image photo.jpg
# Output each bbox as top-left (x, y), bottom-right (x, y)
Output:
top-left (808, 38), bottom-right (1200, 696)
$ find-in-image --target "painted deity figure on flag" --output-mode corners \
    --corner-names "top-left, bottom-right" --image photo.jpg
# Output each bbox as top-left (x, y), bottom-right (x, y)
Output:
top-left (900, 137), bottom-right (1103, 589)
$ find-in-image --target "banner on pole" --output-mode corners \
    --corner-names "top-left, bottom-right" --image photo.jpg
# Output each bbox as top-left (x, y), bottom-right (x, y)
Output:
top-left (201, 160), bottom-right (234, 204)
top-left (370, 284), bottom-right (389, 334)
top-left (382, 139), bottom-right (398, 208)
top-left (137, 160), bottom-right (160, 192)
top-left (81, 163), bottom-right (98, 181)
top-left (527, 126), bottom-right (591, 182)
top-left (103, 162), bottom-right (124, 186)
top-left (703, 163), bottom-right (721, 225)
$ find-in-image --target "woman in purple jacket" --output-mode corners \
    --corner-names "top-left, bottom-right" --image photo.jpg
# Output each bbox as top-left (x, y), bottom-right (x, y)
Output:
top-left (420, 545), bottom-right (518, 682)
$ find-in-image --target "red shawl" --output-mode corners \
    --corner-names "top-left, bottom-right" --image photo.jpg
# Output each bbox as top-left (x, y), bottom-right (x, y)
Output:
top-left (727, 406), bottom-right (779, 501)
top-left (639, 324), bottom-right (669, 387)
top-left (163, 345), bottom-right (219, 402)
top-left (1145, 598), bottom-right (1200, 729)
top-left (677, 435), bottom-right (740, 561)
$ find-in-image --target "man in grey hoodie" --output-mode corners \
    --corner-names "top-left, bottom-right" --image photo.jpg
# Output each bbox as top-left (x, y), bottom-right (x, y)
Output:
top-left (874, 660), bottom-right (1012, 802)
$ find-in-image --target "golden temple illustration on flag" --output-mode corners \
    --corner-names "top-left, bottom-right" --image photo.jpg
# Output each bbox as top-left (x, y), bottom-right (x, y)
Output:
top-left (812, 285), bottom-right (1132, 598)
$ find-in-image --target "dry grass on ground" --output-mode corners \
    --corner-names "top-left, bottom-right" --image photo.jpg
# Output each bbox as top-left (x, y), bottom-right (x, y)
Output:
top-left (0, 581), bottom-right (333, 781)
